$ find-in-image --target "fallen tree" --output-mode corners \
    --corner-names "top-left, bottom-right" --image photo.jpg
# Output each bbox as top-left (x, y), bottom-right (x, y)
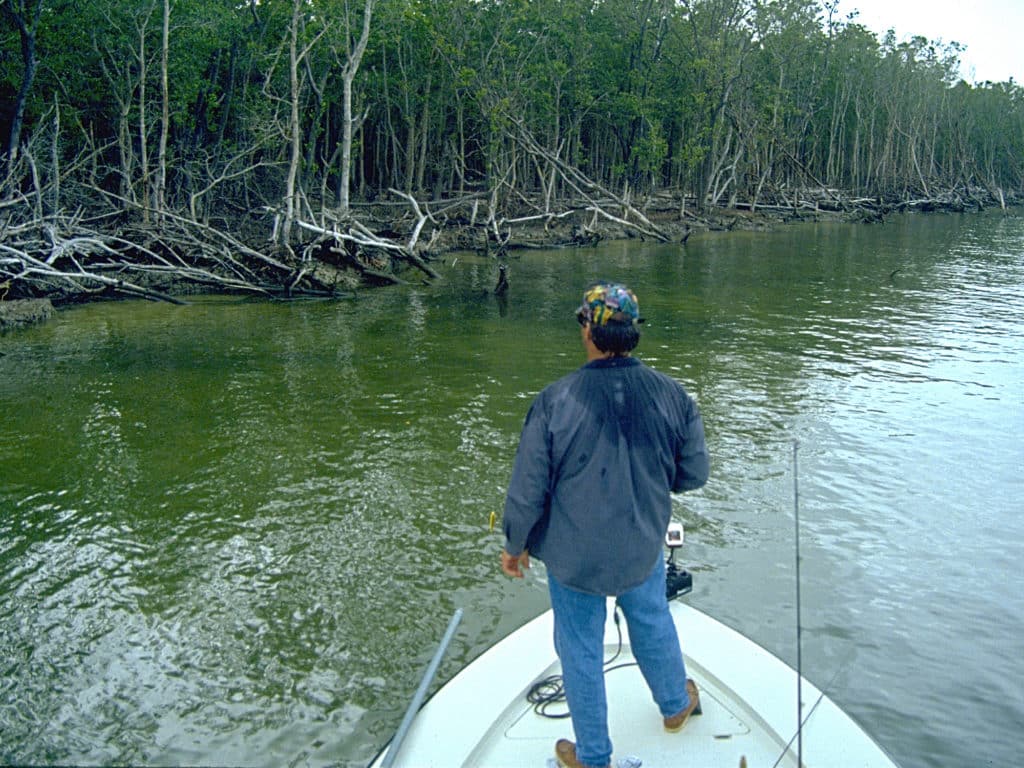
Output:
top-left (0, 145), bottom-right (448, 305)
top-left (504, 118), bottom-right (677, 243)
top-left (292, 189), bottom-right (441, 286)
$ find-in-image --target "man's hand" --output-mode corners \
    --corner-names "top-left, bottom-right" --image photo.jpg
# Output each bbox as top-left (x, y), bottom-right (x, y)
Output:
top-left (500, 549), bottom-right (530, 578)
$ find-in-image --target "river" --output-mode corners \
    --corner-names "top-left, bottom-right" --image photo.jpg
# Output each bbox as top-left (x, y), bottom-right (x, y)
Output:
top-left (2, 210), bottom-right (1022, 768)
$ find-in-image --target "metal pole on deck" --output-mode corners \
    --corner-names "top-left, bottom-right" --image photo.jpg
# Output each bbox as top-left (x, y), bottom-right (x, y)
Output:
top-left (381, 607), bottom-right (464, 768)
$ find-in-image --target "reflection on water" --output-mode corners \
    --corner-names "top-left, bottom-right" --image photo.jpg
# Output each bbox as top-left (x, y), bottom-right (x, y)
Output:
top-left (2, 211), bottom-right (1023, 768)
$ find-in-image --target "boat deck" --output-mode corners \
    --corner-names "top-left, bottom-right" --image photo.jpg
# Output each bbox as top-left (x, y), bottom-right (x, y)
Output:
top-left (373, 601), bottom-right (897, 767)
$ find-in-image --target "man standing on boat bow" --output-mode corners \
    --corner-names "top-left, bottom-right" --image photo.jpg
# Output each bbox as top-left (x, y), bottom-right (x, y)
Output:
top-left (500, 281), bottom-right (711, 768)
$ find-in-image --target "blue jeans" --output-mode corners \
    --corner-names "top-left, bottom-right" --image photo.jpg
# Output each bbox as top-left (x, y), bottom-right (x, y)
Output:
top-left (548, 557), bottom-right (691, 768)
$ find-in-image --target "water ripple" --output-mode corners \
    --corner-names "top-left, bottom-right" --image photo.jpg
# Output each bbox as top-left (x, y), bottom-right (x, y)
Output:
top-left (2, 214), bottom-right (1023, 768)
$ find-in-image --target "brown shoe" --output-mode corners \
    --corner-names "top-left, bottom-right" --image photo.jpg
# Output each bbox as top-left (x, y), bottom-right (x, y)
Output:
top-left (663, 679), bottom-right (702, 732)
top-left (554, 738), bottom-right (611, 768)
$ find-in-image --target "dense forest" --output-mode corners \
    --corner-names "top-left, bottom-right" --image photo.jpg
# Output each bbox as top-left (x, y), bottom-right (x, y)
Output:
top-left (2, 0), bottom-right (1022, 303)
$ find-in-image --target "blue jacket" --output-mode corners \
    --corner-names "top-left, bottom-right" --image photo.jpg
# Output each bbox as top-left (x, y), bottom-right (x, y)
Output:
top-left (503, 356), bottom-right (709, 595)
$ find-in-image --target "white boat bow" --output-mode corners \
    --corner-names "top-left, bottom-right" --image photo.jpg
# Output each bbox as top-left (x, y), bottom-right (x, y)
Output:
top-left (371, 593), bottom-right (898, 768)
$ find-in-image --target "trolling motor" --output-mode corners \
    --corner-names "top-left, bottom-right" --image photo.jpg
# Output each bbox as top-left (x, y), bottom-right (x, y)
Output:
top-left (665, 521), bottom-right (693, 601)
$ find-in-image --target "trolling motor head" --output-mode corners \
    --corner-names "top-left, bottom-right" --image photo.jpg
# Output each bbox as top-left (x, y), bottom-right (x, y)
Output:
top-left (666, 521), bottom-right (685, 550)
top-left (665, 521), bottom-right (693, 601)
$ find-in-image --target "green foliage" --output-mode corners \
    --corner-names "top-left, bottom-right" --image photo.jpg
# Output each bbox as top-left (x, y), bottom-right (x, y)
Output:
top-left (2, 0), bottom-right (1022, 211)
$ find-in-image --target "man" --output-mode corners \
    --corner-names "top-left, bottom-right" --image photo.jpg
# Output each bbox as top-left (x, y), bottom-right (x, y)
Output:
top-left (500, 281), bottom-right (710, 768)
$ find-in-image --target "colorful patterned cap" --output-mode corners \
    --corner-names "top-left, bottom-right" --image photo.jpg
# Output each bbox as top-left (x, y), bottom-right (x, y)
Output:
top-left (576, 282), bottom-right (643, 326)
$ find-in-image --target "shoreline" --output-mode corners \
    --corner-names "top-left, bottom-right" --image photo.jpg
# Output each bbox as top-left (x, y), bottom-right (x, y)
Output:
top-left (2, 191), bottom-right (1019, 334)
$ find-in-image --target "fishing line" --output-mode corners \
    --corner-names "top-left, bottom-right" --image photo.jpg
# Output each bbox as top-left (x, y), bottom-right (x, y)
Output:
top-left (771, 662), bottom-right (852, 768)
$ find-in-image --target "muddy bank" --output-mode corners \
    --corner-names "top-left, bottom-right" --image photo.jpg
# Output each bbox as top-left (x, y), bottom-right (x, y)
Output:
top-left (0, 299), bottom-right (54, 333)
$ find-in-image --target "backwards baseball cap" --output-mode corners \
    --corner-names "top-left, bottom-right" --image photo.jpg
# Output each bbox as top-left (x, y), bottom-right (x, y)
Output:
top-left (576, 281), bottom-right (644, 326)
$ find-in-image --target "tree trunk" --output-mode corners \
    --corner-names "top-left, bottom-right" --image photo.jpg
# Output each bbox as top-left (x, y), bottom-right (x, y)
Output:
top-left (282, 0), bottom-right (303, 244)
top-left (415, 72), bottom-right (432, 195)
top-left (337, 0), bottom-right (375, 217)
top-left (2, 0), bottom-right (44, 165)
top-left (137, 15), bottom-right (151, 225)
top-left (155, 0), bottom-right (170, 221)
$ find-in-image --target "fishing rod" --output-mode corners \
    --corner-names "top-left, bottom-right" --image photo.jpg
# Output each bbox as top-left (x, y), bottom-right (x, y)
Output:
top-left (793, 439), bottom-right (803, 768)
top-left (773, 439), bottom-right (864, 768)
top-left (769, 439), bottom-right (806, 768)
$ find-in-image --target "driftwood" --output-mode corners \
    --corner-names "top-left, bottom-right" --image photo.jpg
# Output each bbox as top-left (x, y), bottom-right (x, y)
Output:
top-left (0, 138), bottom-right (452, 306)
top-left (0, 182), bottom-right (445, 305)
top-left (0, 194), bottom-right (447, 304)
top-left (0, 207), bottom-right (313, 304)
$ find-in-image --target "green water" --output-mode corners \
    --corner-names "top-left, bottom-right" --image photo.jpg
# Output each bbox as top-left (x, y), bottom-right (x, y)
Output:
top-left (3, 211), bottom-right (1023, 768)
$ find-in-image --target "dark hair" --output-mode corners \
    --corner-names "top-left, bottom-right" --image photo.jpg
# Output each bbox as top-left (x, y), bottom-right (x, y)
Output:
top-left (590, 321), bottom-right (640, 356)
